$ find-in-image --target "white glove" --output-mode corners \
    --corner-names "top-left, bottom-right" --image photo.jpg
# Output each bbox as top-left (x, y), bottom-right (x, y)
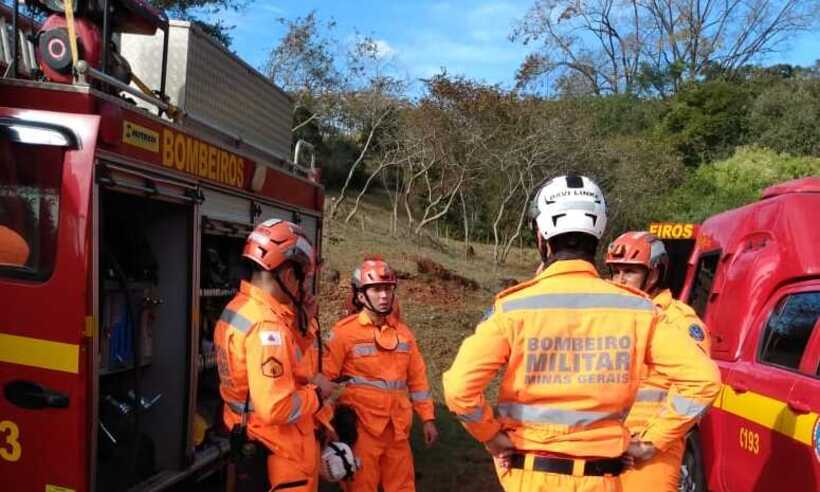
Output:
top-left (319, 441), bottom-right (360, 482)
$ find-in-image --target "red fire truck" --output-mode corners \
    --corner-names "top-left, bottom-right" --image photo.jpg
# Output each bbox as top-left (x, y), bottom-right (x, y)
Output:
top-left (657, 178), bottom-right (820, 492)
top-left (0, 1), bottom-right (323, 491)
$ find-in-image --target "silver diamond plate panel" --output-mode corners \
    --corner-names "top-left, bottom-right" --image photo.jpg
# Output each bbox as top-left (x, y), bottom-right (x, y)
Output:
top-left (120, 20), bottom-right (292, 162)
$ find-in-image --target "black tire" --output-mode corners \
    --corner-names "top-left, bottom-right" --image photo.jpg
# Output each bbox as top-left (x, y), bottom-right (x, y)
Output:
top-left (680, 429), bottom-right (707, 492)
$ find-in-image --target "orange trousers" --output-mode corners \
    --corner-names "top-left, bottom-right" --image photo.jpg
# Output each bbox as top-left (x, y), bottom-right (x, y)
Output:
top-left (342, 423), bottom-right (415, 492)
top-left (267, 439), bottom-right (319, 492)
top-left (619, 438), bottom-right (684, 492)
top-left (494, 457), bottom-right (621, 492)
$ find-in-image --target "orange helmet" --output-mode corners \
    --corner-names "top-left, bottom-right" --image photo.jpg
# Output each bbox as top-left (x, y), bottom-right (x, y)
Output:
top-left (350, 256), bottom-right (397, 317)
top-left (351, 256), bottom-right (397, 290)
top-left (0, 226), bottom-right (30, 267)
top-left (605, 231), bottom-right (669, 275)
top-left (243, 219), bottom-right (315, 274)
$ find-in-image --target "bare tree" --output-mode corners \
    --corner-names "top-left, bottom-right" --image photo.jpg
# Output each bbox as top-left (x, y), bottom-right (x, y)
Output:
top-left (457, 187), bottom-right (473, 252)
top-left (328, 96), bottom-right (395, 220)
top-left (344, 138), bottom-right (421, 223)
top-left (267, 16), bottom-right (406, 219)
top-left (413, 164), bottom-right (467, 235)
top-left (266, 11), bottom-right (344, 132)
top-left (512, 0), bottom-right (645, 94)
top-left (513, 0), bottom-right (819, 96)
top-left (644, 0), bottom-right (818, 84)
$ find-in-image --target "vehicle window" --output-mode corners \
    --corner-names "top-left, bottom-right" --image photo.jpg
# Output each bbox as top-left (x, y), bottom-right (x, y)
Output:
top-left (688, 251), bottom-right (721, 318)
top-left (758, 292), bottom-right (820, 373)
top-left (0, 139), bottom-right (64, 281)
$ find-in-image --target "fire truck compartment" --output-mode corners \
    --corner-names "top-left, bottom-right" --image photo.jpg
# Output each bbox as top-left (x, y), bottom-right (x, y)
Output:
top-left (96, 189), bottom-right (193, 491)
top-left (195, 226), bottom-right (248, 448)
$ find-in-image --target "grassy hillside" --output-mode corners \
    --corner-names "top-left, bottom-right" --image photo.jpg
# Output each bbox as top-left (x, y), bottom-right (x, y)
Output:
top-left (317, 196), bottom-right (538, 491)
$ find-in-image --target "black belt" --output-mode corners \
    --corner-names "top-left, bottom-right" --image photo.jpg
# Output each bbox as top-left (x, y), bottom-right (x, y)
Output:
top-left (508, 453), bottom-right (624, 477)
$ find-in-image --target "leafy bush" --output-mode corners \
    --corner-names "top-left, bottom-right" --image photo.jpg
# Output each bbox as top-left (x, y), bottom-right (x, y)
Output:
top-left (658, 146), bottom-right (820, 222)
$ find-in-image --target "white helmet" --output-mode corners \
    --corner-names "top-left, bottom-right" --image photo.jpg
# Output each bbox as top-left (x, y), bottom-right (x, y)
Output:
top-left (529, 175), bottom-right (607, 241)
top-left (319, 442), bottom-right (360, 482)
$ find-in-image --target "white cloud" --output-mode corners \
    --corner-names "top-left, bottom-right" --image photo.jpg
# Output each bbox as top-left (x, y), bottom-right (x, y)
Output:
top-left (374, 39), bottom-right (396, 58)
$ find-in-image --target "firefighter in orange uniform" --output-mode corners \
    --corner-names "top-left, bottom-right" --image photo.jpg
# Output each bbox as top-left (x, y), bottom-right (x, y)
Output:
top-left (606, 231), bottom-right (712, 492)
top-left (214, 219), bottom-right (338, 491)
top-left (443, 175), bottom-right (721, 492)
top-left (323, 256), bottom-right (438, 491)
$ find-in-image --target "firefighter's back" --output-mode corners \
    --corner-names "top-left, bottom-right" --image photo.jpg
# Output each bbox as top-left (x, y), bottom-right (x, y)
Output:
top-left (492, 259), bottom-right (656, 458)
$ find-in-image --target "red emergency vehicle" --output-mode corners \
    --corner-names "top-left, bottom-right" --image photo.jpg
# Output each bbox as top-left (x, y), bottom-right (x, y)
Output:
top-left (0, 1), bottom-right (323, 491)
top-left (674, 177), bottom-right (820, 492)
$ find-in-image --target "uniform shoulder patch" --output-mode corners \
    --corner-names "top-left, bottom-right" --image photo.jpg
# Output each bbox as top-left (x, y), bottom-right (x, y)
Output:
top-left (688, 324), bottom-right (705, 342)
top-left (259, 330), bottom-right (283, 346)
top-left (261, 357), bottom-right (284, 378)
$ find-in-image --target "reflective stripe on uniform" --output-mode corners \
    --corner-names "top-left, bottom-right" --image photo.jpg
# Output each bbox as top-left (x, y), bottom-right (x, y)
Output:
top-left (410, 390), bottom-right (432, 401)
top-left (396, 342), bottom-right (412, 352)
top-left (288, 392), bottom-right (302, 423)
top-left (496, 402), bottom-right (625, 427)
top-left (352, 343), bottom-right (378, 356)
top-left (457, 406), bottom-right (485, 423)
top-left (501, 293), bottom-right (654, 313)
top-left (635, 389), bottom-right (668, 402)
top-left (671, 395), bottom-right (708, 418)
top-left (348, 376), bottom-right (408, 390)
top-left (220, 308), bottom-right (254, 332)
top-left (226, 398), bottom-right (254, 414)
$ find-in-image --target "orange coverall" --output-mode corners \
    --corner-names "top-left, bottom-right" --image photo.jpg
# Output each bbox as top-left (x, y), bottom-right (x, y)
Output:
top-left (215, 280), bottom-right (324, 491)
top-left (620, 289), bottom-right (712, 492)
top-left (323, 310), bottom-right (435, 492)
top-left (443, 260), bottom-right (721, 492)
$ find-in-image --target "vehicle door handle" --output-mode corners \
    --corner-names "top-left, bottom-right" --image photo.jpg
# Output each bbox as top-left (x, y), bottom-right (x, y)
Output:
top-left (787, 399), bottom-right (811, 415)
top-left (3, 380), bottom-right (69, 410)
top-left (729, 382), bottom-right (749, 393)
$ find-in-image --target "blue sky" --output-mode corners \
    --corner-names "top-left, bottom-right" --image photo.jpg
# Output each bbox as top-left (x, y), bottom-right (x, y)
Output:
top-left (212, 0), bottom-right (820, 89)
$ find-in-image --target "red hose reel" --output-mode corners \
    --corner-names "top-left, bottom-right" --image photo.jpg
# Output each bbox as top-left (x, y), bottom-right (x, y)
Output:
top-left (36, 14), bottom-right (101, 83)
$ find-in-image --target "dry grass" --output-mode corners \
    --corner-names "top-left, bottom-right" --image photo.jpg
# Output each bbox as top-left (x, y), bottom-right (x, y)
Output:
top-left (317, 195), bottom-right (538, 491)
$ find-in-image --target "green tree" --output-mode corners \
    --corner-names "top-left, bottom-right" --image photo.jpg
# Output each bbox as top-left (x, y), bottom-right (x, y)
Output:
top-left (661, 80), bottom-right (754, 166)
top-left (748, 79), bottom-right (820, 156)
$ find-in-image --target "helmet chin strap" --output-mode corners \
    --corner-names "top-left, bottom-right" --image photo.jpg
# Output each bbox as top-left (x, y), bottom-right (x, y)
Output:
top-left (537, 235), bottom-right (551, 265)
top-left (274, 265), bottom-right (307, 334)
top-left (641, 267), bottom-right (657, 294)
top-left (359, 287), bottom-right (393, 317)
